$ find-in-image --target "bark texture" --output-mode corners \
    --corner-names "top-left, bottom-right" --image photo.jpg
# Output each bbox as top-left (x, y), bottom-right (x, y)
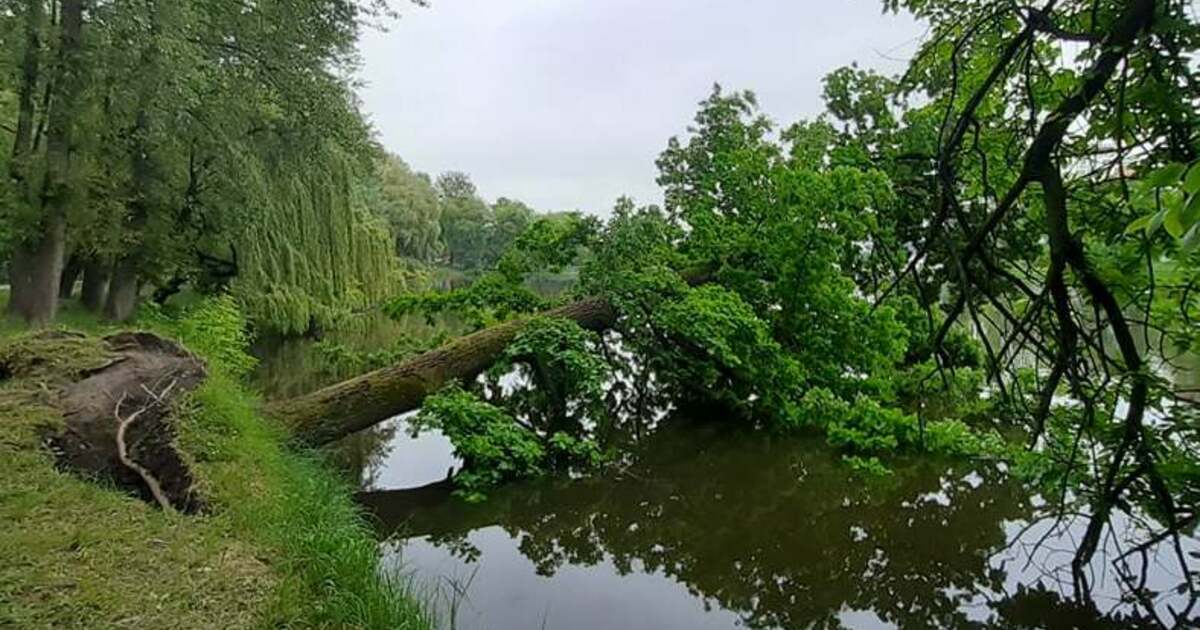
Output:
top-left (80, 257), bottom-right (109, 311)
top-left (6, 0), bottom-right (85, 325)
top-left (103, 257), bottom-right (140, 321)
top-left (269, 297), bottom-right (618, 445)
top-left (58, 254), bottom-right (81, 299)
top-left (5, 0), bottom-right (43, 322)
top-left (7, 222), bottom-right (65, 325)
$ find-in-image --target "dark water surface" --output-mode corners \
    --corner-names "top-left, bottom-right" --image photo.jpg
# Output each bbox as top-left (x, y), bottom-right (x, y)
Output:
top-left (252, 323), bottom-right (1198, 629)
top-left (352, 420), bottom-right (1194, 629)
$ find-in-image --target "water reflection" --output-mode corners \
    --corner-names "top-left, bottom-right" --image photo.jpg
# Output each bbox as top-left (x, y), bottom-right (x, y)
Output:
top-left (247, 305), bottom-right (1196, 628)
top-left (250, 312), bottom-right (461, 401)
top-left (360, 423), bottom-right (1169, 629)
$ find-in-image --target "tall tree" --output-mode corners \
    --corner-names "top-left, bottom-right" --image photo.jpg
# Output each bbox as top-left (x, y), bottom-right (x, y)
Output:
top-left (437, 171), bottom-right (492, 268)
top-left (489, 197), bottom-right (534, 263)
top-left (879, 0), bottom-right (1198, 609)
top-left (370, 153), bottom-right (443, 262)
top-left (0, 0), bottom-right (419, 330)
top-left (6, 0), bottom-right (86, 325)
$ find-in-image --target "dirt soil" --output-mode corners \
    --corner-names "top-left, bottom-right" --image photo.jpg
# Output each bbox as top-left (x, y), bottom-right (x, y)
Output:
top-left (27, 330), bottom-right (208, 511)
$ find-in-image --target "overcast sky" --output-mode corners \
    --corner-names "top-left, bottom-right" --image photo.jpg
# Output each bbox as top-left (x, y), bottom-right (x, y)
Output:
top-left (356, 1), bottom-right (925, 216)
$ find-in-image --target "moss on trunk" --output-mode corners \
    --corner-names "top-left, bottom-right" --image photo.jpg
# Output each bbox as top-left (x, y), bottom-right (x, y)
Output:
top-left (269, 297), bottom-right (617, 445)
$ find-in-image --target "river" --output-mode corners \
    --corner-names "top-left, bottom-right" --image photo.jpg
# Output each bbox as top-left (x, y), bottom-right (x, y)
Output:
top-left (252, 315), bottom-right (1199, 629)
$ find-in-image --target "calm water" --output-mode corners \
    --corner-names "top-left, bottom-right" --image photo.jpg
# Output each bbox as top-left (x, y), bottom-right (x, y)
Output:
top-left (353, 420), bottom-right (1195, 629)
top-left (253, 319), bottom-right (1199, 629)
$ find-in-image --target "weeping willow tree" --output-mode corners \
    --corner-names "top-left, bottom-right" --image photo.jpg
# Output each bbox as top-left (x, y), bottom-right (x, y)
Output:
top-left (234, 143), bottom-right (401, 336)
top-left (0, 0), bottom-right (428, 328)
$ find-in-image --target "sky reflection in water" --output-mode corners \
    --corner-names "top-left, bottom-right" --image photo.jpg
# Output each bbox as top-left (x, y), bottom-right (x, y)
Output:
top-left (357, 421), bottom-right (1192, 629)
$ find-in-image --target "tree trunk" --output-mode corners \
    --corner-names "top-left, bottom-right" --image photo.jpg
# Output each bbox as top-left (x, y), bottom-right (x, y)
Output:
top-left (271, 266), bottom-right (712, 446)
top-left (269, 297), bottom-right (618, 445)
top-left (10, 0), bottom-right (41, 165)
top-left (7, 217), bottom-right (66, 326)
top-left (5, 0), bottom-right (43, 322)
top-left (103, 257), bottom-right (140, 321)
top-left (103, 1), bottom-right (162, 322)
top-left (59, 253), bottom-right (82, 299)
top-left (7, 0), bottom-right (85, 326)
top-left (80, 257), bottom-right (109, 311)
top-left (6, 246), bottom-right (29, 317)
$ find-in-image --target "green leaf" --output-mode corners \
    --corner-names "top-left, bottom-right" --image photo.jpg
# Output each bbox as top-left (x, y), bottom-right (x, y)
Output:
top-left (1148, 207), bottom-right (1168, 236)
top-left (1185, 163), bottom-right (1200, 195)
top-left (1124, 213), bottom-right (1153, 236)
top-left (1130, 188), bottom-right (1157, 212)
top-left (1164, 194), bottom-right (1186, 238)
top-left (1184, 193), bottom-right (1200, 227)
top-left (1182, 224), bottom-right (1200, 253)
top-left (1145, 162), bottom-right (1187, 188)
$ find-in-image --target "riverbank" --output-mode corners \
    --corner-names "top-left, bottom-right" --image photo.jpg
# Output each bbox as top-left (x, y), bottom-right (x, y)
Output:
top-left (0, 296), bottom-right (432, 629)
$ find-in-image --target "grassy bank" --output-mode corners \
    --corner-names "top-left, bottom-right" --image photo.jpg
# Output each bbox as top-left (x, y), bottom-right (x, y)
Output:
top-left (0, 295), bottom-right (432, 629)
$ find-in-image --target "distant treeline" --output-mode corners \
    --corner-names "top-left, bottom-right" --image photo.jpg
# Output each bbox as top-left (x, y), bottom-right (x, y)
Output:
top-left (374, 158), bottom-right (551, 272)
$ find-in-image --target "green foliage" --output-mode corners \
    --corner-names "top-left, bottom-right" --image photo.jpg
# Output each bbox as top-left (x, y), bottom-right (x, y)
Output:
top-left (652, 87), bottom-right (911, 402)
top-left (407, 85), bottom-right (1004, 482)
top-left (487, 316), bottom-right (612, 436)
top-left (893, 360), bottom-right (992, 420)
top-left (923, 418), bottom-right (1003, 457)
top-left (799, 387), bottom-right (998, 466)
top-left (497, 212), bottom-right (599, 282)
top-left (878, 0), bottom-right (1200, 546)
top-left (650, 285), bottom-right (806, 428)
top-left (546, 431), bottom-right (605, 469)
top-left (412, 317), bottom-right (611, 500)
top-left (822, 394), bottom-right (918, 454)
top-left (562, 88), bottom-right (992, 469)
top-left (490, 198), bottom-right (537, 265)
top-left (435, 172), bottom-right (491, 270)
top-left (413, 386), bottom-right (547, 502)
top-left (138, 293), bottom-right (257, 377)
top-left (0, 0), bottom-right (423, 331)
top-left (385, 272), bottom-right (550, 330)
top-left (1155, 403), bottom-right (1200, 511)
top-left (233, 144), bottom-right (403, 336)
top-left (433, 172), bottom-right (541, 271)
top-left (842, 455), bottom-right (894, 478)
top-left (1002, 408), bottom-right (1094, 492)
top-left (370, 153), bottom-right (444, 263)
top-left (1125, 160), bottom-right (1200, 252)
top-left (576, 198), bottom-right (688, 312)
top-left (312, 331), bottom-right (445, 376)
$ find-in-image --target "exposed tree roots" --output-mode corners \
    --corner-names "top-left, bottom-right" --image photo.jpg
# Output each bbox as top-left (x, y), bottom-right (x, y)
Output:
top-left (46, 332), bottom-right (208, 513)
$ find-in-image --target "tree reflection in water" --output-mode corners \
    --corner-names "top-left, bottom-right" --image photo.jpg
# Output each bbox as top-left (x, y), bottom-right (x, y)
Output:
top-left (360, 422), bottom-right (1181, 629)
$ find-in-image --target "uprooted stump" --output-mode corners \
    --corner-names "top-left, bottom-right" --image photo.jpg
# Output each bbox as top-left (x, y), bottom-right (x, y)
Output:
top-left (45, 331), bottom-right (208, 513)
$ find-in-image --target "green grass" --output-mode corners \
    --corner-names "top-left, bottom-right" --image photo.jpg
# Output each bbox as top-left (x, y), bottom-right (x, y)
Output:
top-left (0, 294), bottom-right (434, 629)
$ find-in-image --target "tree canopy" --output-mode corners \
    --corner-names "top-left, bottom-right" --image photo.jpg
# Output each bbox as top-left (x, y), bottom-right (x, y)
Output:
top-left (0, 0), bottom-right (548, 333)
top-left (385, 2), bottom-right (1198, 616)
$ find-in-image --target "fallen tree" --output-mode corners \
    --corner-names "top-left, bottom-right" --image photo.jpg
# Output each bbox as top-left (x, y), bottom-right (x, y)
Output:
top-left (270, 255), bottom-right (723, 447)
top-left (267, 297), bottom-right (619, 445)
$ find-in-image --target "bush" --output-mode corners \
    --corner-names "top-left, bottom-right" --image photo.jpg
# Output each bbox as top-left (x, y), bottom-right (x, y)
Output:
top-left (826, 396), bottom-right (918, 453)
top-left (139, 294), bottom-right (258, 377)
